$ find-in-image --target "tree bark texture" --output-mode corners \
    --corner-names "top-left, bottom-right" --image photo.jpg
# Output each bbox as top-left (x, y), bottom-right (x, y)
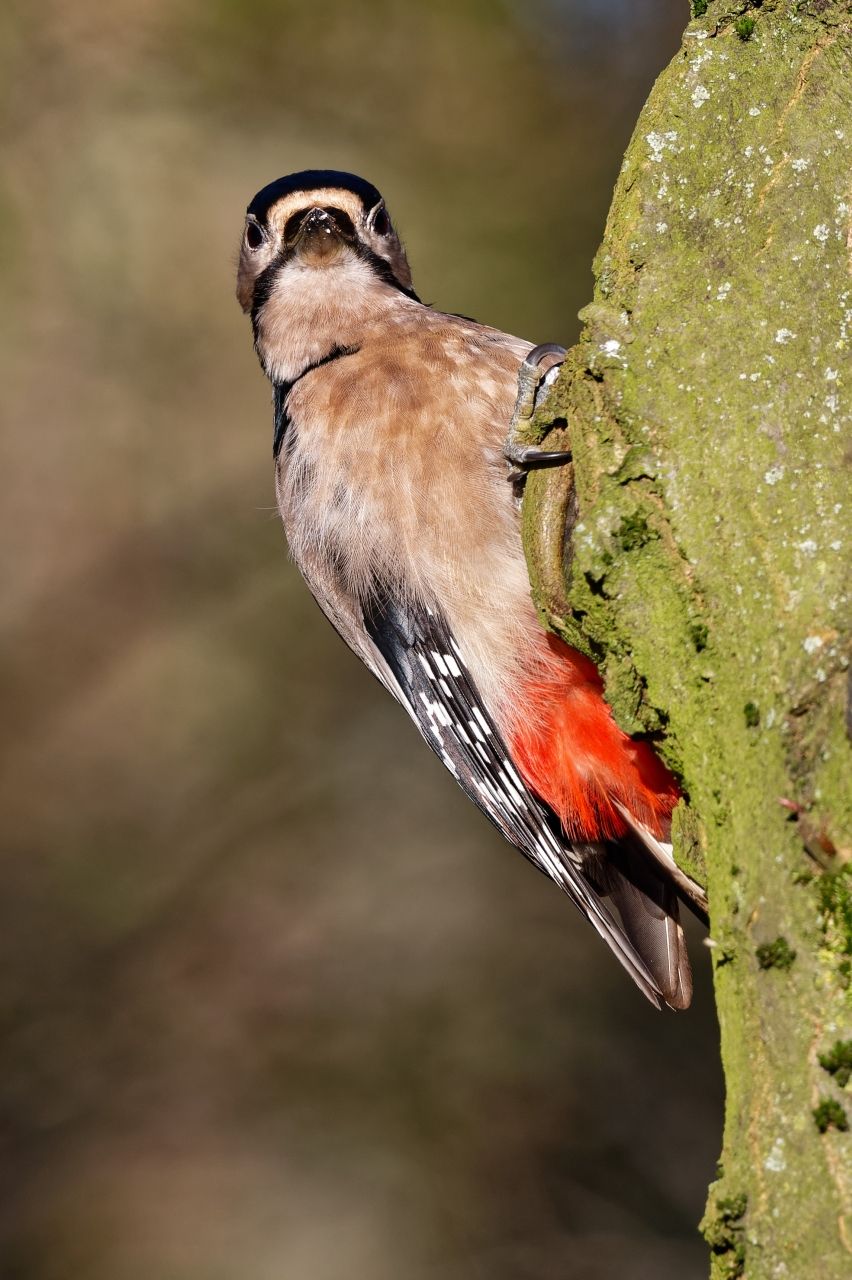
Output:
top-left (521, 3), bottom-right (852, 1275)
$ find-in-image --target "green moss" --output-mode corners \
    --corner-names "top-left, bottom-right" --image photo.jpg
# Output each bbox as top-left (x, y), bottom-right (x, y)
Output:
top-left (816, 866), bottom-right (852, 957)
top-left (603, 654), bottom-right (644, 735)
top-left (818, 1040), bottom-right (852, 1089)
top-left (692, 0), bottom-right (709, 14)
top-left (814, 1098), bottom-right (848, 1134)
top-left (701, 1190), bottom-right (747, 1279)
top-left (756, 937), bottom-right (796, 970)
top-left (718, 1193), bottom-right (747, 1221)
top-left (744, 702), bottom-right (760, 729)
top-left (689, 621), bottom-right (709, 653)
top-left (616, 512), bottom-right (656, 552)
top-left (734, 16), bottom-right (756, 39)
top-left (671, 798), bottom-right (708, 886)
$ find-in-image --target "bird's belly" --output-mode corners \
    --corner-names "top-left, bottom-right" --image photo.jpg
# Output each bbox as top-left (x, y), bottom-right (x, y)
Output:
top-left (277, 414), bottom-right (542, 719)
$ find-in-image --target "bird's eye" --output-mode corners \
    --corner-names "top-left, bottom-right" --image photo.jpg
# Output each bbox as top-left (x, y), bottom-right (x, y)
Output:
top-left (245, 222), bottom-right (264, 249)
top-left (372, 209), bottom-right (390, 236)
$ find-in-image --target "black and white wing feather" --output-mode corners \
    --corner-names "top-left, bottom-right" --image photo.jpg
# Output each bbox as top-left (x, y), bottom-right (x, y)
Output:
top-left (361, 589), bottom-right (667, 1008)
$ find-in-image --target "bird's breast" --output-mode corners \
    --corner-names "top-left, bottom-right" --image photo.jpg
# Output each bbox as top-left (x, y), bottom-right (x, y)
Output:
top-left (275, 321), bottom-right (546, 716)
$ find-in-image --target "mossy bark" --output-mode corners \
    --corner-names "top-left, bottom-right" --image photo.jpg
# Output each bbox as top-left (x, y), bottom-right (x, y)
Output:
top-left (522, 2), bottom-right (852, 1275)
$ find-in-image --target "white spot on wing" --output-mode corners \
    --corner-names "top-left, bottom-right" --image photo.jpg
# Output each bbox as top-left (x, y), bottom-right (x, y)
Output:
top-left (473, 706), bottom-right (492, 736)
top-left (504, 760), bottom-right (525, 790)
top-left (430, 650), bottom-right (449, 676)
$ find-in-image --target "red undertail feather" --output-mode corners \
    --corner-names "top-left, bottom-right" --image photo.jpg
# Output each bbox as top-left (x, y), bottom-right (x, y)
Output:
top-left (509, 635), bottom-right (680, 842)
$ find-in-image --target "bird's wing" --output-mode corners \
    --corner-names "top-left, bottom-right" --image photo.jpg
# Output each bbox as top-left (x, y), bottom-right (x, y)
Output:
top-left (360, 587), bottom-right (668, 1008)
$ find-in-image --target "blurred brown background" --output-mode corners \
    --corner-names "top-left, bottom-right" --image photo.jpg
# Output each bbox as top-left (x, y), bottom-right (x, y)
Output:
top-left (0, 2), bottom-right (723, 1276)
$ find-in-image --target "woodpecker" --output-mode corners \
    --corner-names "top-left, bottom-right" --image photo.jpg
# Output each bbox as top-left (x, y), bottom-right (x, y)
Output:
top-left (237, 170), bottom-right (708, 1010)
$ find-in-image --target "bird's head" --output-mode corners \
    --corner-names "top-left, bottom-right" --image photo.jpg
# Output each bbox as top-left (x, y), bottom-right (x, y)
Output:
top-left (237, 171), bottom-right (416, 380)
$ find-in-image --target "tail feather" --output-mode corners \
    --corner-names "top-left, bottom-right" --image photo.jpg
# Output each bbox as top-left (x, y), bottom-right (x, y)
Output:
top-left (580, 837), bottom-right (693, 1011)
top-left (361, 588), bottom-right (693, 1010)
top-left (613, 801), bottom-right (709, 924)
top-left (508, 633), bottom-right (703, 1010)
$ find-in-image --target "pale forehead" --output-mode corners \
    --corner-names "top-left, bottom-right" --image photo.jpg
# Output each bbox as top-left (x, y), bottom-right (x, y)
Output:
top-left (261, 188), bottom-right (375, 232)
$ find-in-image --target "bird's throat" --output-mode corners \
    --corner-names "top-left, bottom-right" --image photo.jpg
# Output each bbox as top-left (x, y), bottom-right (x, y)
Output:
top-left (255, 254), bottom-right (403, 386)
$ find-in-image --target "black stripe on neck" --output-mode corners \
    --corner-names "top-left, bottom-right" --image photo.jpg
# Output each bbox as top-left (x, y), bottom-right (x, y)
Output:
top-left (272, 344), bottom-right (361, 459)
top-left (351, 242), bottom-right (421, 303)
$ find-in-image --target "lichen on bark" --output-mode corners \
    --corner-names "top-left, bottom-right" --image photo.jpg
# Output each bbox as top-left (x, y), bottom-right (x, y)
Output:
top-left (522, 2), bottom-right (852, 1274)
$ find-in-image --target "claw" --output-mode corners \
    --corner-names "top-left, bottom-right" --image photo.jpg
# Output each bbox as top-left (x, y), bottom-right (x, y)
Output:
top-left (503, 443), bottom-right (574, 467)
top-left (503, 343), bottom-right (571, 474)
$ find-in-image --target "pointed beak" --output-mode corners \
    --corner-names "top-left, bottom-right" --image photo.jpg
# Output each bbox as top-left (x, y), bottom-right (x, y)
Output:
top-left (297, 207), bottom-right (334, 239)
top-left (286, 207), bottom-right (357, 262)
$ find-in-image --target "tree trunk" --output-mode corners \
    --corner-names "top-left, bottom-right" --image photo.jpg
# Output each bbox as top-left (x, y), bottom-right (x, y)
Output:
top-left (521, 3), bottom-right (852, 1275)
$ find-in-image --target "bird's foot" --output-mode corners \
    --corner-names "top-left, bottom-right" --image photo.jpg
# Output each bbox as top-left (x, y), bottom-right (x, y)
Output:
top-left (503, 343), bottom-right (572, 476)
